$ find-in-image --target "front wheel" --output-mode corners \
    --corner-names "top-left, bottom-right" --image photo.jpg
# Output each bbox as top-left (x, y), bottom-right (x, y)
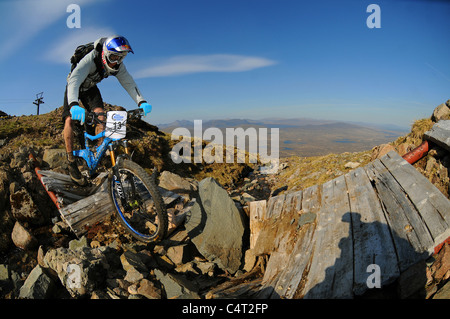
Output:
top-left (109, 159), bottom-right (167, 242)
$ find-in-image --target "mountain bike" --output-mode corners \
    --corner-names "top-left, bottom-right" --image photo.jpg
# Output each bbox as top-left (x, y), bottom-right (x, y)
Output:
top-left (72, 108), bottom-right (168, 242)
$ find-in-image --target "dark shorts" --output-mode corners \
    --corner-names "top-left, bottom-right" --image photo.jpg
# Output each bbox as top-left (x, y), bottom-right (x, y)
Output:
top-left (62, 85), bottom-right (104, 123)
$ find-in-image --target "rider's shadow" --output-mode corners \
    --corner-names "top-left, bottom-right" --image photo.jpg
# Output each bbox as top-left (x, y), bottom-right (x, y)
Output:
top-left (303, 212), bottom-right (430, 299)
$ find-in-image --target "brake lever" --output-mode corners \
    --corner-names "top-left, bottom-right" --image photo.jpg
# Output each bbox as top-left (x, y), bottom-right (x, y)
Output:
top-left (128, 109), bottom-right (143, 120)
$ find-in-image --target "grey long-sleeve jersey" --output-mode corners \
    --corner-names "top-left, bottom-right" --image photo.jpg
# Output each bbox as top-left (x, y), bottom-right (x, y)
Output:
top-left (66, 38), bottom-right (146, 107)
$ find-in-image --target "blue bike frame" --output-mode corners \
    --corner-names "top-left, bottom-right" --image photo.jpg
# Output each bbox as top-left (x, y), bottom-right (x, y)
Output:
top-left (72, 130), bottom-right (122, 177)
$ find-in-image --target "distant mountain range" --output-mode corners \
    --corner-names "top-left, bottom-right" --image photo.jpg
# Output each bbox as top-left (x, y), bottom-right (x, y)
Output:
top-left (158, 118), bottom-right (409, 157)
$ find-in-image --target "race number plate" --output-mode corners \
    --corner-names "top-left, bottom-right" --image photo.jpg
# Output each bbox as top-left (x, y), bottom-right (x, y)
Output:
top-left (105, 111), bottom-right (127, 139)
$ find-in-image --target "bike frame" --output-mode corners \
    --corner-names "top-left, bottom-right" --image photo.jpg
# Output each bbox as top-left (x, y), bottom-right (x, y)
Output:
top-left (72, 131), bottom-right (119, 177)
top-left (72, 110), bottom-right (134, 177)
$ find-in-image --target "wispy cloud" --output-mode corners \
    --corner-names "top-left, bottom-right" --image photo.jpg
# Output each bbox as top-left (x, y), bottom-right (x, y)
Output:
top-left (46, 27), bottom-right (116, 64)
top-left (425, 62), bottom-right (450, 83)
top-left (134, 54), bottom-right (278, 78)
top-left (0, 0), bottom-right (105, 60)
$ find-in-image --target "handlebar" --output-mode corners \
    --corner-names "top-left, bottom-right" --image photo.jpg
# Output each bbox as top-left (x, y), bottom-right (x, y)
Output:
top-left (85, 108), bottom-right (143, 125)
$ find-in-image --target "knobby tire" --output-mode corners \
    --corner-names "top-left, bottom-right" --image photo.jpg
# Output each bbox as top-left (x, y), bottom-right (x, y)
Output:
top-left (109, 159), bottom-right (167, 242)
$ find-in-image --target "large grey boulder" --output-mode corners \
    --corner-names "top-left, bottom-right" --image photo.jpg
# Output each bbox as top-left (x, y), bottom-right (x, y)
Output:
top-left (185, 177), bottom-right (246, 274)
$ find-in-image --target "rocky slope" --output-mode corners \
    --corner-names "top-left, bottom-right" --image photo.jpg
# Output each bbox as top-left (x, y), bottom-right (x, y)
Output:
top-left (0, 101), bottom-right (449, 299)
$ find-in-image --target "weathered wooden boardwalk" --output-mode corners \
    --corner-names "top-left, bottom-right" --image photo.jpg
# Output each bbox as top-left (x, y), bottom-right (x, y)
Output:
top-left (245, 151), bottom-right (450, 299)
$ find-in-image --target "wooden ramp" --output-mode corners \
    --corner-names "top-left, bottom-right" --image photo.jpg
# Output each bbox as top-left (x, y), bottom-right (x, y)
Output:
top-left (37, 170), bottom-right (191, 238)
top-left (245, 151), bottom-right (450, 299)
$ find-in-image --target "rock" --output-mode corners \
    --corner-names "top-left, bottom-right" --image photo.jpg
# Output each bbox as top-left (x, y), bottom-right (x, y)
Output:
top-left (9, 188), bottom-right (43, 225)
top-left (120, 250), bottom-right (149, 283)
top-left (0, 169), bottom-right (9, 212)
top-left (137, 279), bottom-right (162, 299)
top-left (43, 246), bottom-right (109, 297)
top-left (243, 249), bottom-right (257, 272)
top-left (344, 162), bottom-right (360, 169)
top-left (124, 267), bottom-right (145, 283)
top-left (185, 177), bottom-right (246, 274)
top-left (241, 192), bottom-right (256, 203)
top-left (270, 185), bottom-right (288, 197)
top-left (430, 243), bottom-right (450, 282)
top-left (19, 265), bottom-right (55, 299)
top-left (397, 143), bottom-right (412, 156)
top-left (154, 254), bottom-right (176, 270)
top-left (175, 262), bottom-right (200, 275)
top-left (159, 171), bottom-right (198, 195)
top-left (52, 221), bottom-right (68, 234)
top-left (431, 102), bottom-right (450, 122)
top-left (154, 269), bottom-right (200, 299)
top-left (195, 260), bottom-right (216, 276)
top-left (91, 290), bottom-right (111, 299)
top-left (433, 281), bottom-right (450, 299)
top-left (10, 149), bottom-right (28, 170)
top-left (37, 246), bottom-right (46, 268)
top-left (68, 236), bottom-right (88, 250)
top-left (128, 283), bottom-right (139, 295)
top-left (166, 244), bottom-right (194, 265)
top-left (425, 157), bottom-right (437, 175)
top-left (11, 221), bottom-right (37, 250)
top-left (371, 144), bottom-right (395, 161)
top-left (0, 264), bottom-right (9, 281)
top-left (43, 148), bottom-right (67, 169)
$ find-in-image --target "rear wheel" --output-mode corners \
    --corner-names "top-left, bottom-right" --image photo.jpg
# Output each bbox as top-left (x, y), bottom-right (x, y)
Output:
top-left (109, 159), bottom-right (167, 242)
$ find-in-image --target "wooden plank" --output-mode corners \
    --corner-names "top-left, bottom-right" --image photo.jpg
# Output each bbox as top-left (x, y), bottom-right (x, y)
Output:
top-left (272, 191), bottom-right (303, 255)
top-left (59, 183), bottom-right (114, 236)
top-left (38, 170), bottom-right (74, 183)
top-left (364, 160), bottom-right (434, 270)
top-left (269, 221), bottom-right (316, 299)
top-left (266, 194), bottom-right (286, 219)
top-left (345, 166), bottom-right (400, 296)
top-left (39, 171), bottom-right (109, 201)
top-left (249, 200), bottom-right (267, 250)
top-left (380, 151), bottom-right (450, 246)
top-left (252, 194), bottom-right (287, 256)
top-left (258, 185), bottom-right (321, 298)
top-left (424, 120), bottom-right (450, 152)
top-left (302, 175), bottom-right (353, 299)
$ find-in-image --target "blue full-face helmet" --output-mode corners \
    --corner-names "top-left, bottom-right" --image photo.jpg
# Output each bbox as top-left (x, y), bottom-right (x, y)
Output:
top-left (102, 35), bottom-right (134, 73)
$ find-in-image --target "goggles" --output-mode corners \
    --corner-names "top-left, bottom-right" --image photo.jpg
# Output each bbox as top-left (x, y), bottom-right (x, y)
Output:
top-left (108, 52), bottom-right (127, 64)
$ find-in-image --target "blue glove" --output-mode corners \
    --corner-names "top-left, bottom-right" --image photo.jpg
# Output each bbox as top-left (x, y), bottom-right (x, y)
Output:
top-left (139, 102), bottom-right (152, 116)
top-left (70, 105), bottom-right (85, 125)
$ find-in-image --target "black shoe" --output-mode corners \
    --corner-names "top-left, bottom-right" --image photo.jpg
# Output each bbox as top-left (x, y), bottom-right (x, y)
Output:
top-left (68, 160), bottom-right (87, 186)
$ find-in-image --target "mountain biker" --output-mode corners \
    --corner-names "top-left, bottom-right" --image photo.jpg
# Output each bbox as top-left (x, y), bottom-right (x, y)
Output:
top-left (62, 35), bottom-right (152, 185)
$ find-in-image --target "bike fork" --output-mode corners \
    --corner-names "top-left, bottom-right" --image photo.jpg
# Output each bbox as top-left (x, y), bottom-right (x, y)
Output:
top-left (110, 141), bottom-right (136, 212)
top-left (110, 144), bottom-right (127, 209)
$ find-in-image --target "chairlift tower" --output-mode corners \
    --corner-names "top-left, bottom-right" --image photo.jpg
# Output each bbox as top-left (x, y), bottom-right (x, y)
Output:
top-left (33, 92), bottom-right (44, 115)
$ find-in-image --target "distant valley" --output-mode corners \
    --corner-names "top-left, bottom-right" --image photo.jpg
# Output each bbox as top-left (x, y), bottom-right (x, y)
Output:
top-left (158, 118), bottom-right (408, 158)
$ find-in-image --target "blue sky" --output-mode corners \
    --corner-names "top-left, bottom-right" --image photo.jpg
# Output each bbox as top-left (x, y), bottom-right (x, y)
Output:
top-left (0, 0), bottom-right (449, 128)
